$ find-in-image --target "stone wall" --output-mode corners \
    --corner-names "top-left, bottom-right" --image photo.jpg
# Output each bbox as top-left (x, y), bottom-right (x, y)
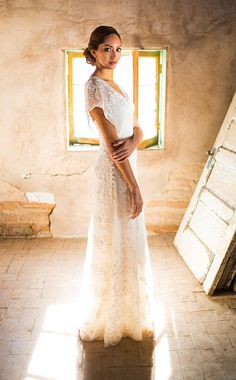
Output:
top-left (0, 0), bottom-right (235, 237)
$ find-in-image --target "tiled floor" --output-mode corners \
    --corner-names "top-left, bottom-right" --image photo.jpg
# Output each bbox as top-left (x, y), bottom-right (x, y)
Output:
top-left (0, 233), bottom-right (235, 380)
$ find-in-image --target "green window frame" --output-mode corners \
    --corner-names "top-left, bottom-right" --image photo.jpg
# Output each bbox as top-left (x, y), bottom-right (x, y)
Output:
top-left (65, 49), bottom-right (167, 150)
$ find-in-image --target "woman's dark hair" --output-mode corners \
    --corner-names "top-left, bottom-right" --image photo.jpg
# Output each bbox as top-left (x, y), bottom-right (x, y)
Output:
top-left (83, 25), bottom-right (121, 66)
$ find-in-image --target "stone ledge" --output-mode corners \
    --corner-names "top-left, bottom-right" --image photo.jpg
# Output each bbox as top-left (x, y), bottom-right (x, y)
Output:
top-left (0, 200), bottom-right (56, 238)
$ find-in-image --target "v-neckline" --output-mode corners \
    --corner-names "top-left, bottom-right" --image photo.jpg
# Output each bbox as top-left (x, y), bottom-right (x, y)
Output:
top-left (90, 75), bottom-right (127, 100)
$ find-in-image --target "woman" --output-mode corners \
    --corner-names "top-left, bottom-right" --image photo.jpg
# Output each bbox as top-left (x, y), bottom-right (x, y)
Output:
top-left (78, 25), bottom-right (155, 348)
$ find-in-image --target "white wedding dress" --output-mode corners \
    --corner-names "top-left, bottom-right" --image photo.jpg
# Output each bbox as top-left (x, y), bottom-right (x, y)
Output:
top-left (78, 76), bottom-right (156, 348)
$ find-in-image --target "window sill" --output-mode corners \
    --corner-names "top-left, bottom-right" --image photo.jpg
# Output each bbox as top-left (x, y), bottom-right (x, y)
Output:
top-left (67, 143), bottom-right (163, 152)
top-left (144, 143), bottom-right (163, 150)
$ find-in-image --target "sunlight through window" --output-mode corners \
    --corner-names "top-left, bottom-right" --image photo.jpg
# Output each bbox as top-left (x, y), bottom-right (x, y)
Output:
top-left (66, 49), bottom-right (167, 150)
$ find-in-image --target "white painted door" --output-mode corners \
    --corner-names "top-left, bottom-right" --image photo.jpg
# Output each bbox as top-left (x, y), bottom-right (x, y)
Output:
top-left (173, 91), bottom-right (236, 295)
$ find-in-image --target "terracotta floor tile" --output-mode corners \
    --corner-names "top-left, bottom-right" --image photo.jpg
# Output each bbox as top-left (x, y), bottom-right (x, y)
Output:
top-left (0, 234), bottom-right (235, 380)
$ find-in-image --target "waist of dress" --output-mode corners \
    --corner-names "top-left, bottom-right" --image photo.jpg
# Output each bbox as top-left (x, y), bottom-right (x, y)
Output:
top-left (97, 143), bottom-right (137, 166)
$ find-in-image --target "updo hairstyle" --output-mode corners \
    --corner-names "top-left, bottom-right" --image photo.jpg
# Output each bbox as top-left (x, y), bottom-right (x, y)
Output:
top-left (83, 25), bottom-right (121, 66)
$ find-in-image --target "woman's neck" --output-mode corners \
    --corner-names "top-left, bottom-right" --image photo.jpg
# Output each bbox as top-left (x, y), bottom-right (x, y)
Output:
top-left (92, 68), bottom-right (113, 81)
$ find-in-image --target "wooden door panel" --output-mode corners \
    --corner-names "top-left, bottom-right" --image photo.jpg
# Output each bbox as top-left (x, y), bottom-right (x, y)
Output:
top-left (174, 91), bottom-right (236, 295)
top-left (203, 213), bottom-right (236, 293)
top-left (206, 152), bottom-right (236, 208)
top-left (176, 228), bottom-right (213, 282)
top-left (216, 147), bottom-right (236, 170)
top-left (189, 200), bottom-right (228, 253)
top-left (222, 119), bottom-right (236, 152)
top-left (199, 188), bottom-right (233, 223)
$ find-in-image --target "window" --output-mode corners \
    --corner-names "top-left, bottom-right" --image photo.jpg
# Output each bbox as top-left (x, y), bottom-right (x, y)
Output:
top-left (65, 49), bottom-right (167, 150)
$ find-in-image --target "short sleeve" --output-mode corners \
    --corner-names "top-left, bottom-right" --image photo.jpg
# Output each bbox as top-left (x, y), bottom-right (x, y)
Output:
top-left (85, 79), bottom-right (104, 113)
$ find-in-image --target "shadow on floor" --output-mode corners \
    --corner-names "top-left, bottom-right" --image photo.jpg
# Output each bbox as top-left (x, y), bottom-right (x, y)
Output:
top-left (76, 335), bottom-right (155, 380)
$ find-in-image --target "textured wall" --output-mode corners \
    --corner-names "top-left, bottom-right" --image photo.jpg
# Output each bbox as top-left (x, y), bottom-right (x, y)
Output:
top-left (0, 0), bottom-right (236, 236)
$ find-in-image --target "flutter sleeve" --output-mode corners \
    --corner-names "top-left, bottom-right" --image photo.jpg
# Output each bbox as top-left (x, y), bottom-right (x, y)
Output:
top-left (85, 79), bottom-right (104, 113)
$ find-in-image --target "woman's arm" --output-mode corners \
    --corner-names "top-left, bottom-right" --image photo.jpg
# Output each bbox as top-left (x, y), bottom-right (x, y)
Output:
top-left (111, 115), bottom-right (143, 163)
top-left (132, 115), bottom-right (143, 147)
top-left (89, 106), bottom-right (143, 218)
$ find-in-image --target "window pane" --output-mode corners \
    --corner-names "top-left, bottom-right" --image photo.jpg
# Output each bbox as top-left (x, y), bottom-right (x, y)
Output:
top-left (73, 85), bottom-right (86, 112)
top-left (139, 57), bottom-right (156, 85)
top-left (72, 56), bottom-right (98, 140)
top-left (138, 111), bottom-right (156, 140)
top-left (138, 57), bottom-right (157, 140)
top-left (73, 57), bottom-right (92, 85)
top-left (138, 84), bottom-right (156, 113)
top-left (74, 111), bottom-right (99, 139)
top-left (114, 53), bottom-right (133, 99)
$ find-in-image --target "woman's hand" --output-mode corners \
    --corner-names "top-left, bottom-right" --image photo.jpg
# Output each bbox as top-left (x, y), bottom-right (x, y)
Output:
top-left (110, 126), bottom-right (143, 163)
top-left (110, 136), bottom-right (135, 163)
top-left (129, 186), bottom-right (143, 219)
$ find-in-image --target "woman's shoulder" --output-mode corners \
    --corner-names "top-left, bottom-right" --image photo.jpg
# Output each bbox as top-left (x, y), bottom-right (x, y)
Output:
top-left (84, 76), bottom-right (105, 107)
top-left (85, 76), bottom-right (102, 90)
top-left (85, 76), bottom-right (106, 100)
top-left (85, 75), bottom-right (100, 84)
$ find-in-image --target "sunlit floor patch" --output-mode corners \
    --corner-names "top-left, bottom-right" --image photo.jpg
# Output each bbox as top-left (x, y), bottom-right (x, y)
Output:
top-left (22, 303), bottom-right (82, 380)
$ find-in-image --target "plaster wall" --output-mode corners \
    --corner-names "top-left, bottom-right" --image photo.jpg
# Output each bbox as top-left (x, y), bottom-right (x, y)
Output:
top-left (0, 0), bottom-right (236, 237)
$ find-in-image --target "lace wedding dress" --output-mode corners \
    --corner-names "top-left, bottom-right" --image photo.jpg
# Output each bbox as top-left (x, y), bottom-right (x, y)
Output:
top-left (78, 75), bottom-right (156, 348)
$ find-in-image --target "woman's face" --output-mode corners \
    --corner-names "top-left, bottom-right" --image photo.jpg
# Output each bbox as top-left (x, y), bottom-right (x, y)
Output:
top-left (92, 33), bottom-right (122, 70)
